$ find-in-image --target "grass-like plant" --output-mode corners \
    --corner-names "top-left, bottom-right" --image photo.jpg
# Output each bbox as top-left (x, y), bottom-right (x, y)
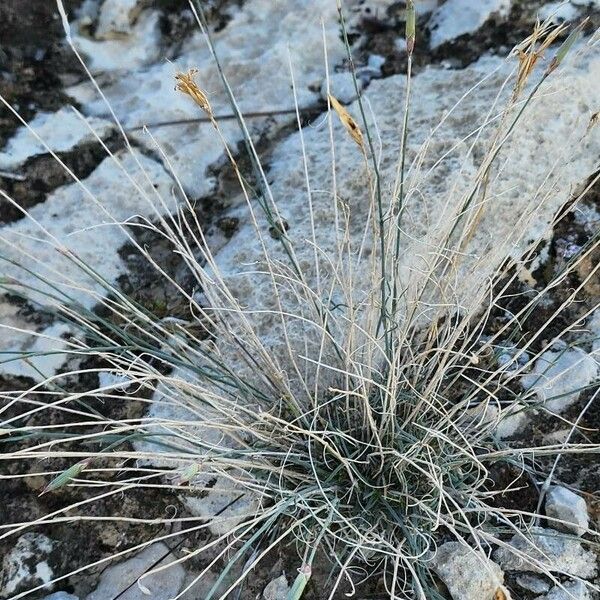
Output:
top-left (1, 1), bottom-right (599, 599)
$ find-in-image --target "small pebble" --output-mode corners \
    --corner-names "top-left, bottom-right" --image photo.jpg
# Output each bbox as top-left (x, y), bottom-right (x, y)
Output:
top-left (545, 486), bottom-right (589, 536)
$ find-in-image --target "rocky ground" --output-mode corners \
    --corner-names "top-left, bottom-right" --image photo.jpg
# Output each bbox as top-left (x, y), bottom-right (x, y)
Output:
top-left (1, 1), bottom-right (599, 599)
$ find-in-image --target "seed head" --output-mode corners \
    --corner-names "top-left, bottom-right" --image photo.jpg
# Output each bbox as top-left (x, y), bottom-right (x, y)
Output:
top-left (513, 20), bottom-right (566, 96)
top-left (406, 0), bottom-right (416, 55)
top-left (175, 68), bottom-right (213, 117)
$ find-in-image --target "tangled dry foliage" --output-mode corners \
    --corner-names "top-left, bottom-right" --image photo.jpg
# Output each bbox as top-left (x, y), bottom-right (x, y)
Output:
top-left (1, 1), bottom-right (599, 599)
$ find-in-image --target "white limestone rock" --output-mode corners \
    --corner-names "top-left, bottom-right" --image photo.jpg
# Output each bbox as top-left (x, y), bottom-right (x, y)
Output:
top-left (495, 406), bottom-right (530, 439)
top-left (538, 2), bottom-right (581, 24)
top-left (574, 201), bottom-right (600, 236)
top-left (95, 0), bottom-right (143, 38)
top-left (545, 486), bottom-right (589, 536)
top-left (68, 0), bottom-right (352, 198)
top-left (0, 533), bottom-right (56, 598)
top-left (0, 300), bottom-right (72, 382)
top-left (458, 398), bottom-right (525, 440)
top-left (431, 542), bottom-right (509, 600)
top-left (587, 309), bottom-right (600, 366)
top-left (182, 473), bottom-right (260, 537)
top-left (429, 0), bottom-right (511, 48)
top-left (517, 574), bottom-right (551, 594)
top-left (0, 320), bottom-right (71, 381)
top-left (205, 52), bottom-right (600, 384)
top-left (496, 344), bottom-right (531, 376)
top-left (85, 543), bottom-right (185, 600)
top-left (494, 528), bottom-right (597, 579)
top-left (0, 149), bottom-right (174, 379)
top-left (0, 149), bottom-right (175, 310)
top-left (522, 347), bottom-right (598, 414)
top-left (535, 580), bottom-right (592, 600)
top-left (263, 574), bottom-right (290, 600)
top-left (416, 0), bottom-right (442, 15)
top-left (572, 0), bottom-right (600, 7)
top-left (70, 1), bottom-right (161, 72)
top-left (321, 72), bottom-right (363, 104)
top-left (0, 107), bottom-right (113, 171)
top-left (97, 371), bottom-right (132, 391)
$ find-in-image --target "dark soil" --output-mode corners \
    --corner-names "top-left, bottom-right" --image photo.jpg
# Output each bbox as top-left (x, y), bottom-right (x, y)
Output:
top-left (0, 134), bottom-right (124, 224)
top-left (0, 348), bottom-right (195, 599)
top-left (0, 0), bottom-right (84, 148)
top-left (487, 174), bottom-right (600, 359)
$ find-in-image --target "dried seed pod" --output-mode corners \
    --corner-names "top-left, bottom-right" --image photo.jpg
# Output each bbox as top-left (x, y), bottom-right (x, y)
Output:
top-left (513, 21), bottom-right (566, 96)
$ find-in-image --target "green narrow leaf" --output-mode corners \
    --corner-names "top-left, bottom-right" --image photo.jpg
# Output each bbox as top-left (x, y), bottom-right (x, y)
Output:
top-left (547, 20), bottom-right (587, 73)
top-left (286, 565), bottom-right (311, 600)
top-left (40, 459), bottom-right (90, 496)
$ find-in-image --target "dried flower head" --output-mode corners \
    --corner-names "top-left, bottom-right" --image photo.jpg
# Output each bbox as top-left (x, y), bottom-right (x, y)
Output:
top-left (175, 68), bottom-right (213, 117)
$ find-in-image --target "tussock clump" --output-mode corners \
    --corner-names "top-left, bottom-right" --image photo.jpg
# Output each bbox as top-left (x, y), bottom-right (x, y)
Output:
top-left (0, 2), bottom-right (599, 599)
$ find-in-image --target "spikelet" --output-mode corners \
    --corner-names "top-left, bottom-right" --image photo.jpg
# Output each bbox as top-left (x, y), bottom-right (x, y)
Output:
top-left (513, 20), bottom-right (566, 96)
top-left (40, 459), bottom-right (90, 496)
top-left (328, 93), bottom-right (364, 149)
top-left (405, 0), bottom-right (416, 55)
top-left (175, 68), bottom-right (213, 117)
